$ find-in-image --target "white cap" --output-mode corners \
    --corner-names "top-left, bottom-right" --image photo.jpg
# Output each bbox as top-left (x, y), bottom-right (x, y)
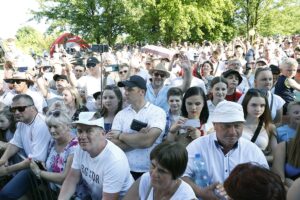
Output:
top-left (211, 101), bottom-right (245, 123)
top-left (72, 112), bottom-right (104, 128)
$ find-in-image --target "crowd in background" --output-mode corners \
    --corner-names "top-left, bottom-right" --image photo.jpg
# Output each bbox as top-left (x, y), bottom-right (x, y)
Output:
top-left (0, 35), bottom-right (299, 200)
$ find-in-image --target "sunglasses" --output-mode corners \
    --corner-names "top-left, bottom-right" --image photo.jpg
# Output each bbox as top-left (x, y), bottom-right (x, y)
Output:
top-left (153, 72), bottom-right (166, 78)
top-left (10, 105), bottom-right (33, 113)
top-left (47, 110), bottom-right (61, 117)
top-left (12, 80), bottom-right (25, 84)
top-left (86, 63), bottom-right (97, 68)
top-left (119, 70), bottom-right (128, 75)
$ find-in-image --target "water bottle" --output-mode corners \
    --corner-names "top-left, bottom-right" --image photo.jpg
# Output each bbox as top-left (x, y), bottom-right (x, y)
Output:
top-left (194, 153), bottom-right (210, 187)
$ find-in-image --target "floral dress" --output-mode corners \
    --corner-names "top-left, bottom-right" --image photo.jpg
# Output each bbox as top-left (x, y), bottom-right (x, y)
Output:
top-left (45, 137), bottom-right (79, 191)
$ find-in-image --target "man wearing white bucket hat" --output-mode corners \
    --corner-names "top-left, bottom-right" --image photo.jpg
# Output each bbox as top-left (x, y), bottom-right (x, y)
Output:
top-left (58, 112), bottom-right (133, 200)
top-left (182, 101), bottom-right (268, 199)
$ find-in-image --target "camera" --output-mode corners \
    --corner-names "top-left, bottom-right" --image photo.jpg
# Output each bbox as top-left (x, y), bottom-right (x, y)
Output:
top-left (105, 64), bottom-right (119, 72)
top-left (91, 44), bottom-right (109, 53)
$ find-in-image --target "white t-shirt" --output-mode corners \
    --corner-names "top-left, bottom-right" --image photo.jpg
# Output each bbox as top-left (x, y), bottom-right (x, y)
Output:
top-left (112, 102), bottom-right (166, 172)
top-left (10, 114), bottom-right (51, 161)
top-left (139, 172), bottom-right (196, 200)
top-left (72, 140), bottom-right (134, 200)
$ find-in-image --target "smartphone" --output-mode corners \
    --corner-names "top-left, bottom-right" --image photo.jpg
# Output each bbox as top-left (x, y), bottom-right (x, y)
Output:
top-left (18, 66), bottom-right (28, 72)
top-left (35, 161), bottom-right (46, 170)
top-left (182, 119), bottom-right (200, 128)
top-left (106, 64), bottom-right (119, 72)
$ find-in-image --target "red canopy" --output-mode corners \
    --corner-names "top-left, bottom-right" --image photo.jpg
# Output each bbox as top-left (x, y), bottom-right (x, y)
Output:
top-left (50, 33), bottom-right (90, 57)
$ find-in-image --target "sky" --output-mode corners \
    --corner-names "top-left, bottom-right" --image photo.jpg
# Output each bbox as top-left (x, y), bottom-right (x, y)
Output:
top-left (0, 0), bottom-right (48, 39)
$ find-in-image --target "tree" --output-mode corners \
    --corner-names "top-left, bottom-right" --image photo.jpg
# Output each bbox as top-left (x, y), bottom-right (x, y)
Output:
top-left (32, 0), bottom-right (129, 45)
top-left (233, 0), bottom-right (300, 40)
top-left (124, 0), bottom-right (236, 44)
top-left (15, 26), bottom-right (57, 55)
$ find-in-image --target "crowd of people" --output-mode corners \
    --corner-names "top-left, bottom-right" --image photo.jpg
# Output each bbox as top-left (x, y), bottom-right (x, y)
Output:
top-left (0, 35), bottom-right (299, 199)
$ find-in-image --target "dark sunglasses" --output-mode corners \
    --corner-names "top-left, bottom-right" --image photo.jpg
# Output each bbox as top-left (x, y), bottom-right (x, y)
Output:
top-left (12, 80), bottom-right (25, 84)
top-left (10, 105), bottom-right (33, 113)
top-left (119, 70), bottom-right (128, 75)
top-left (86, 63), bottom-right (97, 68)
top-left (47, 110), bottom-right (61, 117)
top-left (153, 72), bottom-right (166, 78)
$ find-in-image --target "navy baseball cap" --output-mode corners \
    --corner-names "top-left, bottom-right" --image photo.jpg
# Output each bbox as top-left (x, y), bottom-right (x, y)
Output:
top-left (118, 75), bottom-right (147, 90)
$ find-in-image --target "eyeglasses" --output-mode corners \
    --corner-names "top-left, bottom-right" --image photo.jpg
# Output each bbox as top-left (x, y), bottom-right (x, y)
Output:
top-left (75, 69), bottom-right (83, 72)
top-left (47, 110), bottom-right (61, 117)
top-left (153, 72), bottom-right (166, 78)
top-left (10, 105), bottom-right (33, 113)
top-left (119, 70), bottom-right (128, 75)
top-left (86, 63), bottom-right (97, 68)
top-left (12, 80), bottom-right (25, 84)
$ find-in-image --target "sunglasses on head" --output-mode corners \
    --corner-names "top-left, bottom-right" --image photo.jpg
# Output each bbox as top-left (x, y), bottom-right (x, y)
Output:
top-left (86, 63), bottom-right (97, 68)
top-left (153, 72), bottom-right (166, 78)
top-left (119, 70), bottom-right (128, 75)
top-left (47, 110), bottom-right (61, 117)
top-left (10, 105), bottom-right (33, 113)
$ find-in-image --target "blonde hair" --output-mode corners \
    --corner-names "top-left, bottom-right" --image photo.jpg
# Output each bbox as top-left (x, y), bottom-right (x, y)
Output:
top-left (280, 58), bottom-right (298, 69)
top-left (46, 101), bottom-right (71, 127)
top-left (63, 86), bottom-right (83, 109)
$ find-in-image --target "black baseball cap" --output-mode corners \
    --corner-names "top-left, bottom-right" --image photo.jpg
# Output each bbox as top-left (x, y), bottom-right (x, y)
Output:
top-left (118, 75), bottom-right (147, 90)
top-left (86, 57), bottom-right (99, 65)
top-left (53, 74), bottom-right (68, 82)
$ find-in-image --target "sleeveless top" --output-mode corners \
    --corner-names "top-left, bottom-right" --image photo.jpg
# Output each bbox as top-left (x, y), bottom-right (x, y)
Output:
top-left (242, 125), bottom-right (269, 151)
top-left (274, 75), bottom-right (295, 104)
top-left (285, 142), bottom-right (300, 180)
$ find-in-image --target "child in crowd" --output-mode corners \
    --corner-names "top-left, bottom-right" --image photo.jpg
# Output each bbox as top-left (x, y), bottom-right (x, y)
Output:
top-left (274, 58), bottom-right (300, 114)
top-left (164, 87), bottom-right (183, 139)
top-left (222, 69), bottom-right (243, 102)
top-left (276, 101), bottom-right (300, 143)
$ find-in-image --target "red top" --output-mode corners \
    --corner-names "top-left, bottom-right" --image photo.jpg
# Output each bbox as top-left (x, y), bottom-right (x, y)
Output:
top-left (225, 91), bottom-right (243, 102)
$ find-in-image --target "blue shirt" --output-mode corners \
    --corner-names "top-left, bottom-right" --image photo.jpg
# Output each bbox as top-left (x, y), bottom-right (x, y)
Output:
top-left (276, 125), bottom-right (296, 143)
top-left (145, 83), bottom-right (170, 113)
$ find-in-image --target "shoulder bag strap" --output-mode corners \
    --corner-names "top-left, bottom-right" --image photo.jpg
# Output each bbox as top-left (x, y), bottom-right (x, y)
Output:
top-left (269, 93), bottom-right (274, 112)
top-left (251, 120), bottom-right (264, 143)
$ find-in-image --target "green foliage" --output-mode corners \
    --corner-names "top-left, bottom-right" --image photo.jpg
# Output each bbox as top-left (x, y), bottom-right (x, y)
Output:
top-left (30, 0), bottom-right (299, 46)
top-left (32, 0), bottom-right (129, 45)
top-left (15, 26), bottom-right (57, 55)
top-left (233, 0), bottom-right (300, 40)
top-left (124, 0), bottom-right (236, 44)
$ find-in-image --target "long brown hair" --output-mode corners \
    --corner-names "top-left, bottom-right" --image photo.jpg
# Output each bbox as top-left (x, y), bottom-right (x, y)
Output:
top-left (242, 88), bottom-right (275, 138)
top-left (287, 124), bottom-right (300, 167)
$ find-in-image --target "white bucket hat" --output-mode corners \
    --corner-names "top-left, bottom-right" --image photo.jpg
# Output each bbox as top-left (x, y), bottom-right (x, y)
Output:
top-left (72, 112), bottom-right (104, 128)
top-left (211, 101), bottom-right (245, 123)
